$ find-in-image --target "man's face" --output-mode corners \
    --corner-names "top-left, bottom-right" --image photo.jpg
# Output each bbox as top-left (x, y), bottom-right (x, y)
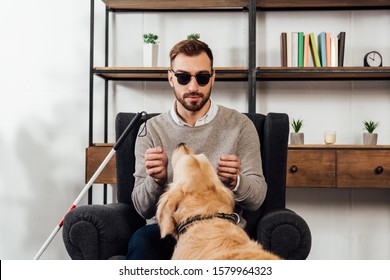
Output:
top-left (168, 52), bottom-right (215, 112)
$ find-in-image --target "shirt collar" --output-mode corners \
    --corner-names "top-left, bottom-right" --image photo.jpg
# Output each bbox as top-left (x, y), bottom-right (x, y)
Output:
top-left (170, 99), bottom-right (218, 127)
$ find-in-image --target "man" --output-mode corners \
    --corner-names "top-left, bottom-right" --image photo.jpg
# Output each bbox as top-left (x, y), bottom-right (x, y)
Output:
top-left (126, 39), bottom-right (267, 259)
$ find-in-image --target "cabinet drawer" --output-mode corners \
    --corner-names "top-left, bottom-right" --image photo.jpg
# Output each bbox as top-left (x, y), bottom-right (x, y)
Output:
top-left (287, 150), bottom-right (336, 188)
top-left (337, 150), bottom-right (390, 188)
top-left (86, 145), bottom-right (116, 184)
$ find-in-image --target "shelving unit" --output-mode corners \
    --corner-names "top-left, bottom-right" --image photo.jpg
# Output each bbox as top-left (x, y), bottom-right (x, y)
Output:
top-left (254, 0), bottom-right (390, 188)
top-left (87, 0), bottom-right (390, 198)
top-left (88, 0), bottom-right (257, 203)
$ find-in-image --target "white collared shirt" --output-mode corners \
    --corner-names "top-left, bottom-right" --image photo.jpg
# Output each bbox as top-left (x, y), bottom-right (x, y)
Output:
top-left (170, 99), bottom-right (218, 127)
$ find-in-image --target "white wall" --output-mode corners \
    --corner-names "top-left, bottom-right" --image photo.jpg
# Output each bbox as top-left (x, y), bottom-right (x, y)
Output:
top-left (0, 1), bottom-right (389, 259)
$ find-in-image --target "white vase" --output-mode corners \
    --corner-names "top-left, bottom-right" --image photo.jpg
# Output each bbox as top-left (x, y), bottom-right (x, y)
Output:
top-left (363, 133), bottom-right (378, 145)
top-left (143, 43), bottom-right (158, 67)
top-left (290, 132), bottom-right (304, 145)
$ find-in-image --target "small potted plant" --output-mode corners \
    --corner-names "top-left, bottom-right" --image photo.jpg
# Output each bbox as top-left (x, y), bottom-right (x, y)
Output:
top-left (290, 118), bottom-right (304, 145)
top-left (187, 33), bottom-right (200, 40)
top-left (143, 33), bottom-right (159, 67)
top-left (363, 120), bottom-right (379, 145)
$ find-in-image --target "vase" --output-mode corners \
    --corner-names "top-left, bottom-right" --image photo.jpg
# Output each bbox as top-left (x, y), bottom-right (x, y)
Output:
top-left (143, 43), bottom-right (158, 67)
top-left (363, 133), bottom-right (378, 145)
top-left (290, 132), bottom-right (304, 145)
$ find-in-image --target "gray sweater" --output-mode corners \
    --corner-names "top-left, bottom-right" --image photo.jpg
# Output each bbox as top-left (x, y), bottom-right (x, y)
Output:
top-left (132, 105), bottom-right (267, 228)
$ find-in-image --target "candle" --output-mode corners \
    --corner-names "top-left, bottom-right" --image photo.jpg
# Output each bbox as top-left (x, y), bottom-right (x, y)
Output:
top-left (324, 131), bottom-right (336, 144)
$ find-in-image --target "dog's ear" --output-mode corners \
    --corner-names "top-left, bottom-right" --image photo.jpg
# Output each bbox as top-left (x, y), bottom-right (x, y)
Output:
top-left (156, 188), bottom-right (183, 239)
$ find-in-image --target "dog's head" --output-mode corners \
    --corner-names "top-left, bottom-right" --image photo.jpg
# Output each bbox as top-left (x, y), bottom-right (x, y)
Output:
top-left (157, 143), bottom-right (235, 238)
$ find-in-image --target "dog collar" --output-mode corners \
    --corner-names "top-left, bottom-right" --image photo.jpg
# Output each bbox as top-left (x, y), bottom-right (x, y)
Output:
top-left (176, 213), bottom-right (240, 236)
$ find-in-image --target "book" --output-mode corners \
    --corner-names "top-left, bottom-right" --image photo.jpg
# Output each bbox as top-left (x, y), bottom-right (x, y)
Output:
top-left (303, 34), bottom-right (310, 67)
top-left (330, 37), bottom-right (337, 67)
top-left (318, 32), bottom-right (326, 67)
top-left (280, 32), bottom-right (287, 67)
top-left (326, 32), bottom-right (331, 67)
top-left (291, 32), bottom-right (298, 67)
top-left (298, 32), bottom-right (304, 67)
top-left (338, 31), bottom-right (346, 67)
top-left (309, 32), bottom-right (321, 67)
top-left (286, 32), bottom-right (292, 67)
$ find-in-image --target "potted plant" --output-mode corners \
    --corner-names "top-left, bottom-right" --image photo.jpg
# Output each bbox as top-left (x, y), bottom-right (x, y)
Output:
top-left (187, 33), bottom-right (200, 40)
top-left (143, 33), bottom-right (159, 67)
top-left (363, 120), bottom-right (379, 145)
top-left (290, 118), bottom-right (304, 144)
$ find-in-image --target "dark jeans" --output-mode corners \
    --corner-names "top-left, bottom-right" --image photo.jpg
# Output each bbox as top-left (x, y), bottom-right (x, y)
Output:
top-left (126, 224), bottom-right (176, 260)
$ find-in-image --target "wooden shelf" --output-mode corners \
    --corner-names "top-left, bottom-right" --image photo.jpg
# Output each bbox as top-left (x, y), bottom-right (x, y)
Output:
top-left (94, 67), bottom-right (248, 81)
top-left (102, 0), bottom-right (390, 11)
top-left (95, 67), bottom-right (390, 81)
top-left (102, 0), bottom-right (249, 10)
top-left (257, 0), bottom-right (390, 10)
top-left (289, 144), bottom-right (390, 150)
top-left (257, 67), bottom-right (390, 81)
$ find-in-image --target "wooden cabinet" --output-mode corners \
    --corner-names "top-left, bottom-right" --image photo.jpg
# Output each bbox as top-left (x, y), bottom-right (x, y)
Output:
top-left (86, 144), bottom-right (116, 184)
top-left (337, 150), bottom-right (390, 188)
top-left (287, 149), bottom-right (336, 188)
top-left (287, 145), bottom-right (390, 188)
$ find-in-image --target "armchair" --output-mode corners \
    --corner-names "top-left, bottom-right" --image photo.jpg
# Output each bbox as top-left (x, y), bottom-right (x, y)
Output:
top-left (63, 112), bottom-right (311, 259)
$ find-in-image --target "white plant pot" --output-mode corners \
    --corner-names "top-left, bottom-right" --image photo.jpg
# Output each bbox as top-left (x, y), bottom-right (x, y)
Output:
top-left (143, 43), bottom-right (158, 67)
top-left (363, 133), bottom-right (378, 145)
top-left (290, 132), bottom-right (304, 145)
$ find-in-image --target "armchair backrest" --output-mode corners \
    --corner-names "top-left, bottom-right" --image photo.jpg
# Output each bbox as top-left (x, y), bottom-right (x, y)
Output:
top-left (115, 112), bottom-right (289, 236)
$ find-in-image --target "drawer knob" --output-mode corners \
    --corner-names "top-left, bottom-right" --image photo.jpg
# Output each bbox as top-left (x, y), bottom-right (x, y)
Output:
top-left (375, 166), bottom-right (384, 175)
top-left (290, 165), bottom-right (298, 173)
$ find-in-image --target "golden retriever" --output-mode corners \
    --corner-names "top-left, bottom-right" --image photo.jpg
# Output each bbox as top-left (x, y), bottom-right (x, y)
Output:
top-left (156, 143), bottom-right (281, 260)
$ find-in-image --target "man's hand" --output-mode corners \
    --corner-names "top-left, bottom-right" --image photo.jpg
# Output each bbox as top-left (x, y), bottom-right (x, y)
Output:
top-left (217, 155), bottom-right (241, 189)
top-left (144, 146), bottom-right (168, 186)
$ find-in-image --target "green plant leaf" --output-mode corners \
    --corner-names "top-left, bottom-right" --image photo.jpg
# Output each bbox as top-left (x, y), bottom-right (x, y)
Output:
top-left (143, 33), bottom-right (158, 44)
top-left (187, 33), bottom-right (200, 40)
top-left (291, 118), bottom-right (303, 133)
top-left (363, 120), bottom-right (379, 133)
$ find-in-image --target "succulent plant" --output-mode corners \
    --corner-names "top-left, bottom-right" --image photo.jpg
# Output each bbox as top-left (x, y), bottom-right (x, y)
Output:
top-left (363, 120), bottom-right (379, 133)
top-left (187, 33), bottom-right (200, 40)
top-left (143, 33), bottom-right (158, 44)
top-left (291, 118), bottom-right (303, 133)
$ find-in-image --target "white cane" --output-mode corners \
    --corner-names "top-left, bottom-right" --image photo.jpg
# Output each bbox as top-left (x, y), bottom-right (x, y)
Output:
top-left (33, 111), bottom-right (147, 260)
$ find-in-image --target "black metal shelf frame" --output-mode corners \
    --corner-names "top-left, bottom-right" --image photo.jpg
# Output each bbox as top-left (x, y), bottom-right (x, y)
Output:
top-left (88, 0), bottom-right (258, 203)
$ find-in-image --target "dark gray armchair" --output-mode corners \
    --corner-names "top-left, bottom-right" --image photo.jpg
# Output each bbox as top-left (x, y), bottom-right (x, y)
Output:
top-left (62, 112), bottom-right (311, 259)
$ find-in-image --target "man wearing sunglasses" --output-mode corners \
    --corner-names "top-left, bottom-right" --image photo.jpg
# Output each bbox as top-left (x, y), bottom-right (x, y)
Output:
top-left (127, 39), bottom-right (267, 259)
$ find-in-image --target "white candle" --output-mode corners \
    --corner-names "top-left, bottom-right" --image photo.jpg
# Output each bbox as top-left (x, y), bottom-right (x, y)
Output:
top-left (324, 131), bottom-right (336, 144)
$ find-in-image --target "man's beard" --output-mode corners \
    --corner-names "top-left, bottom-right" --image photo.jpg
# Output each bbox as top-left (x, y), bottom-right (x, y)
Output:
top-left (175, 91), bottom-right (211, 112)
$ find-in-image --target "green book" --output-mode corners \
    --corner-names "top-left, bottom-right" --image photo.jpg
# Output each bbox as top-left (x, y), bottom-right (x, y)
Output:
top-left (298, 32), bottom-right (304, 67)
top-left (309, 32), bottom-right (321, 67)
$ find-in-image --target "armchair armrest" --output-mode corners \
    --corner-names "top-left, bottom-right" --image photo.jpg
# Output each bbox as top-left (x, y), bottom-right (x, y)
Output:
top-left (257, 208), bottom-right (311, 260)
top-left (62, 203), bottom-right (145, 259)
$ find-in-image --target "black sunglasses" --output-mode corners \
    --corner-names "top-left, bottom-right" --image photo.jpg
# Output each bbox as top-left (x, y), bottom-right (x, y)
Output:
top-left (170, 69), bottom-right (213, 86)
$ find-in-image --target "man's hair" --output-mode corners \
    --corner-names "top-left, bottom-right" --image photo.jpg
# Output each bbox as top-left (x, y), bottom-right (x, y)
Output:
top-left (169, 39), bottom-right (214, 69)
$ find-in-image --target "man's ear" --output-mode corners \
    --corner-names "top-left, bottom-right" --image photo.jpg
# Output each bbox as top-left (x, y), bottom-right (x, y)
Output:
top-left (211, 68), bottom-right (216, 86)
top-left (168, 70), bottom-right (174, 87)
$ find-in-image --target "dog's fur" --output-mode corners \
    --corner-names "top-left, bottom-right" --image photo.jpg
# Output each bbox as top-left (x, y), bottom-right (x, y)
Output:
top-left (156, 143), bottom-right (281, 260)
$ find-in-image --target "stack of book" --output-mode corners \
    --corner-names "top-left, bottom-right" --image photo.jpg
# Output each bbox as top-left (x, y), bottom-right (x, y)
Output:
top-left (280, 32), bottom-right (346, 67)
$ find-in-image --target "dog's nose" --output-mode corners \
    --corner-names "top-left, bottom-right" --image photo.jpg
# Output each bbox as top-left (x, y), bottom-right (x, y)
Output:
top-left (176, 143), bottom-right (187, 149)
top-left (175, 143), bottom-right (192, 154)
